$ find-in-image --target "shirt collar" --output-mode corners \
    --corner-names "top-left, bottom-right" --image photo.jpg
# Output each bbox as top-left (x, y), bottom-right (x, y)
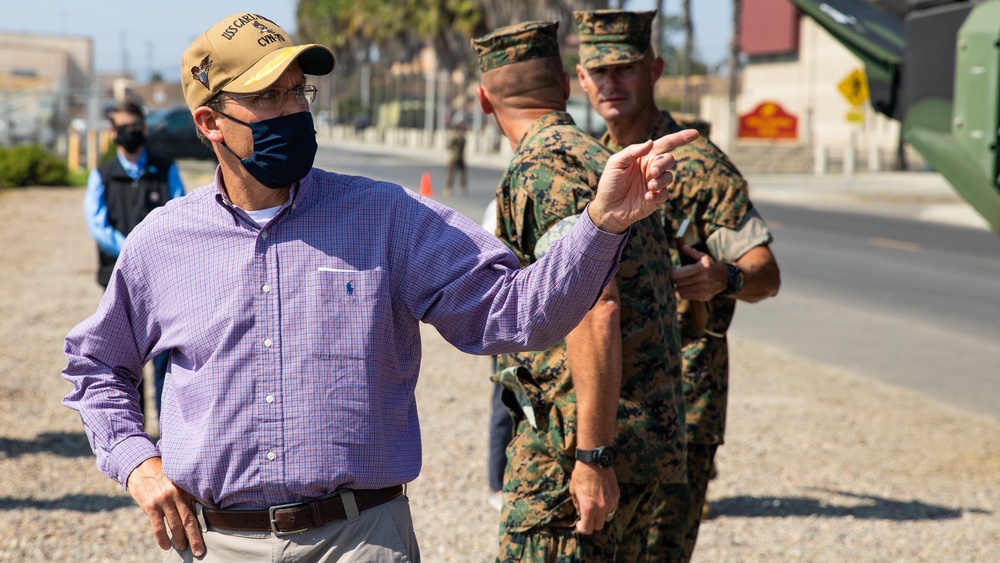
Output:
top-left (515, 111), bottom-right (577, 154)
top-left (116, 148), bottom-right (148, 179)
top-left (213, 167), bottom-right (310, 218)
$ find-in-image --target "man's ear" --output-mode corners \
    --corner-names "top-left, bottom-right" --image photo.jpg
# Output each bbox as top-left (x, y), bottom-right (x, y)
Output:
top-left (476, 85), bottom-right (494, 115)
top-left (193, 107), bottom-right (224, 143)
top-left (651, 56), bottom-right (665, 82)
top-left (575, 64), bottom-right (589, 90)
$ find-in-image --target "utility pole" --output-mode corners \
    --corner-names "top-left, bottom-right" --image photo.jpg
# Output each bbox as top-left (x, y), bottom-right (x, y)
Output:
top-left (654, 0), bottom-right (668, 58)
top-left (147, 41), bottom-right (153, 85)
top-left (120, 30), bottom-right (129, 77)
top-left (86, 75), bottom-right (102, 170)
top-left (681, 0), bottom-right (693, 113)
top-left (726, 0), bottom-right (742, 153)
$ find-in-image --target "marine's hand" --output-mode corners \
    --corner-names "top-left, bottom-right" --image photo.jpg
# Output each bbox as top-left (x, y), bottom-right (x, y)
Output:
top-left (127, 457), bottom-right (205, 557)
top-left (570, 461), bottom-right (619, 534)
top-left (673, 245), bottom-right (725, 301)
top-left (588, 129), bottom-right (700, 234)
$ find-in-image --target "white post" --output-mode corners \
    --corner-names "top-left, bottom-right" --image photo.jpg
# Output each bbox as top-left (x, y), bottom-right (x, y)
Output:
top-left (844, 130), bottom-right (856, 176)
top-left (814, 145), bottom-right (827, 176)
top-left (424, 74), bottom-right (436, 133)
top-left (868, 144), bottom-right (882, 172)
top-left (436, 70), bottom-right (448, 133)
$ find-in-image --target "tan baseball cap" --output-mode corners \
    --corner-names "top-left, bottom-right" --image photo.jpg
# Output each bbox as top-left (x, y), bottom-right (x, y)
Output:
top-left (181, 12), bottom-right (335, 111)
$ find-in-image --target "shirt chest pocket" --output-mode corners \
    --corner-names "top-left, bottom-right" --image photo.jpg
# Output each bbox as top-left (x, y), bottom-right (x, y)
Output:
top-left (308, 268), bottom-right (384, 359)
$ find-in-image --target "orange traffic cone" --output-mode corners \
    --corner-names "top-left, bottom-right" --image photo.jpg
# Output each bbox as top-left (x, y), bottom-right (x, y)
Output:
top-left (419, 172), bottom-right (433, 197)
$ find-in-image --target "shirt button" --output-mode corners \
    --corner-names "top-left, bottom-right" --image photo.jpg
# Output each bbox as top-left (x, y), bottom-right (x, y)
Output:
top-left (265, 394), bottom-right (274, 404)
top-left (262, 284), bottom-right (271, 294)
top-left (264, 338), bottom-right (272, 348)
top-left (261, 231), bottom-right (269, 240)
top-left (266, 451), bottom-right (276, 461)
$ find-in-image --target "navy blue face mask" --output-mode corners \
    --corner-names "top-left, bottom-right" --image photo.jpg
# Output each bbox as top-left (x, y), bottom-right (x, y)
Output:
top-left (217, 110), bottom-right (318, 189)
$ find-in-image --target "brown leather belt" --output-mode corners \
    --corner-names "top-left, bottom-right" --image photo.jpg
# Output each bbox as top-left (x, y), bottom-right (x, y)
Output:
top-left (200, 485), bottom-right (403, 536)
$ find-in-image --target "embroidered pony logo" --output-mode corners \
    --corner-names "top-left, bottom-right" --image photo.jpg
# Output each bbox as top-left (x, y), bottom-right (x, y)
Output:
top-left (346, 281), bottom-right (355, 296)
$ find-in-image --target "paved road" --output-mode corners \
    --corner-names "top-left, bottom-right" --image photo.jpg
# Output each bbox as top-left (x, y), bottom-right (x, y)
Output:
top-left (734, 201), bottom-right (1000, 418)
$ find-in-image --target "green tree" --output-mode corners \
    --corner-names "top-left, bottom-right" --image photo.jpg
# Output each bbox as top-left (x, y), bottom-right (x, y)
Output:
top-left (295, 0), bottom-right (615, 126)
top-left (298, 0), bottom-right (614, 72)
top-left (298, 0), bottom-right (482, 73)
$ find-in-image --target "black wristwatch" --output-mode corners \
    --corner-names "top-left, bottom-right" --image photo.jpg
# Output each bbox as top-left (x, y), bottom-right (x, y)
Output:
top-left (575, 445), bottom-right (617, 468)
top-left (722, 263), bottom-right (745, 296)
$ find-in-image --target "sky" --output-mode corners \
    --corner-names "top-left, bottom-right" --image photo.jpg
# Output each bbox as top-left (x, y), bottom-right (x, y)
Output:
top-left (4, 0), bottom-right (731, 82)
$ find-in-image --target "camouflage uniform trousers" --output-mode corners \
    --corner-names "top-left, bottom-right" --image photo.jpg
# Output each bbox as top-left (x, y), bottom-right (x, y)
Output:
top-left (497, 480), bottom-right (686, 562)
top-left (657, 443), bottom-right (719, 563)
top-left (444, 157), bottom-right (468, 196)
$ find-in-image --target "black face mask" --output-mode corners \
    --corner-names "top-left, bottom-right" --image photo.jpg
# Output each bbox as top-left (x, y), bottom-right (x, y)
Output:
top-left (215, 110), bottom-right (318, 189)
top-left (115, 125), bottom-right (145, 153)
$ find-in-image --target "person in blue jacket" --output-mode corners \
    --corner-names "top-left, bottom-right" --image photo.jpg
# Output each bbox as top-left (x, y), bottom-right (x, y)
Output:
top-left (83, 99), bottom-right (185, 423)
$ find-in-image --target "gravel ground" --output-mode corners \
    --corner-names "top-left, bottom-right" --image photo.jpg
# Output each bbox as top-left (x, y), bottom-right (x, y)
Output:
top-left (1, 184), bottom-right (997, 562)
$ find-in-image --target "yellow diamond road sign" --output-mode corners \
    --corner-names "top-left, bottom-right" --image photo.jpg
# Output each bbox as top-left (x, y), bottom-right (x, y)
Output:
top-left (838, 68), bottom-right (869, 108)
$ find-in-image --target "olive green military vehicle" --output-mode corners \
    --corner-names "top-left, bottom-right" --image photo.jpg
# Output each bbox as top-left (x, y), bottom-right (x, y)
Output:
top-left (792, 0), bottom-right (1000, 233)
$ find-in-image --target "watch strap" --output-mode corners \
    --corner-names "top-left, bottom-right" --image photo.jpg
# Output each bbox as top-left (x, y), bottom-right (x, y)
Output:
top-left (575, 445), bottom-right (616, 467)
top-left (723, 263), bottom-right (744, 296)
top-left (575, 448), bottom-right (600, 465)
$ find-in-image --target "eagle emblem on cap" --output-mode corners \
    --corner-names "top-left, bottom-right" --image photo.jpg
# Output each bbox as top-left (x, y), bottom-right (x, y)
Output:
top-left (191, 56), bottom-right (212, 89)
top-left (253, 21), bottom-right (275, 34)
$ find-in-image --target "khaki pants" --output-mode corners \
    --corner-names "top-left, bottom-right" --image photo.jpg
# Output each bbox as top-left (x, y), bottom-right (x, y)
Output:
top-left (164, 495), bottom-right (419, 563)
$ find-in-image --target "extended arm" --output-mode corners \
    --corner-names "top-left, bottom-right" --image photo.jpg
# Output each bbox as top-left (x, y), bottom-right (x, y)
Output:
top-left (566, 281), bottom-right (621, 534)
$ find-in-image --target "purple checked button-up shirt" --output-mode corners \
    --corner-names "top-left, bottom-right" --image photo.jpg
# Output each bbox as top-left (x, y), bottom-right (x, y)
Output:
top-left (63, 167), bottom-right (626, 510)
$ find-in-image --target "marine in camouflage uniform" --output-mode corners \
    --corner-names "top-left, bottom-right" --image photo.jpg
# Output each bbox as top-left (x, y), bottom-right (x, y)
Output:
top-left (472, 20), bottom-right (688, 562)
top-left (575, 10), bottom-right (781, 562)
top-left (444, 123), bottom-right (468, 196)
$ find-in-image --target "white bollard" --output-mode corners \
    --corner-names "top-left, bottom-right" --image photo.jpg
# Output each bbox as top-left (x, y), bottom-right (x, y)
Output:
top-left (814, 146), bottom-right (827, 176)
top-left (843, 146), bottom-right (856, 176)
top-left (868, 145), bottom-right (882, 172)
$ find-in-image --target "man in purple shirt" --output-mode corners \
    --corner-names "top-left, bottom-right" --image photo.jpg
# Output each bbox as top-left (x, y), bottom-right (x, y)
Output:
top-left (62, 11), bottom-right (697, 561)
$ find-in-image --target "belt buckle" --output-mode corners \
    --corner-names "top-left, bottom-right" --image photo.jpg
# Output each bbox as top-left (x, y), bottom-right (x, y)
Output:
top-left (268, 501), bottom-right (310, 537)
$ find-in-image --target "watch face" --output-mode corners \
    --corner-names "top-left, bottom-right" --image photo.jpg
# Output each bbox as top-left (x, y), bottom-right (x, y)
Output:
top-left (598, 447), bottom-right (616, 467)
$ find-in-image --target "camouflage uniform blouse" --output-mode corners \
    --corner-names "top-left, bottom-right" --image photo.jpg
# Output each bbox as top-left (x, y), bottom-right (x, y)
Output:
top-left (496, 111), bottom-right (685, 532)
top-left (604, 110), bottom-right (772, 445)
